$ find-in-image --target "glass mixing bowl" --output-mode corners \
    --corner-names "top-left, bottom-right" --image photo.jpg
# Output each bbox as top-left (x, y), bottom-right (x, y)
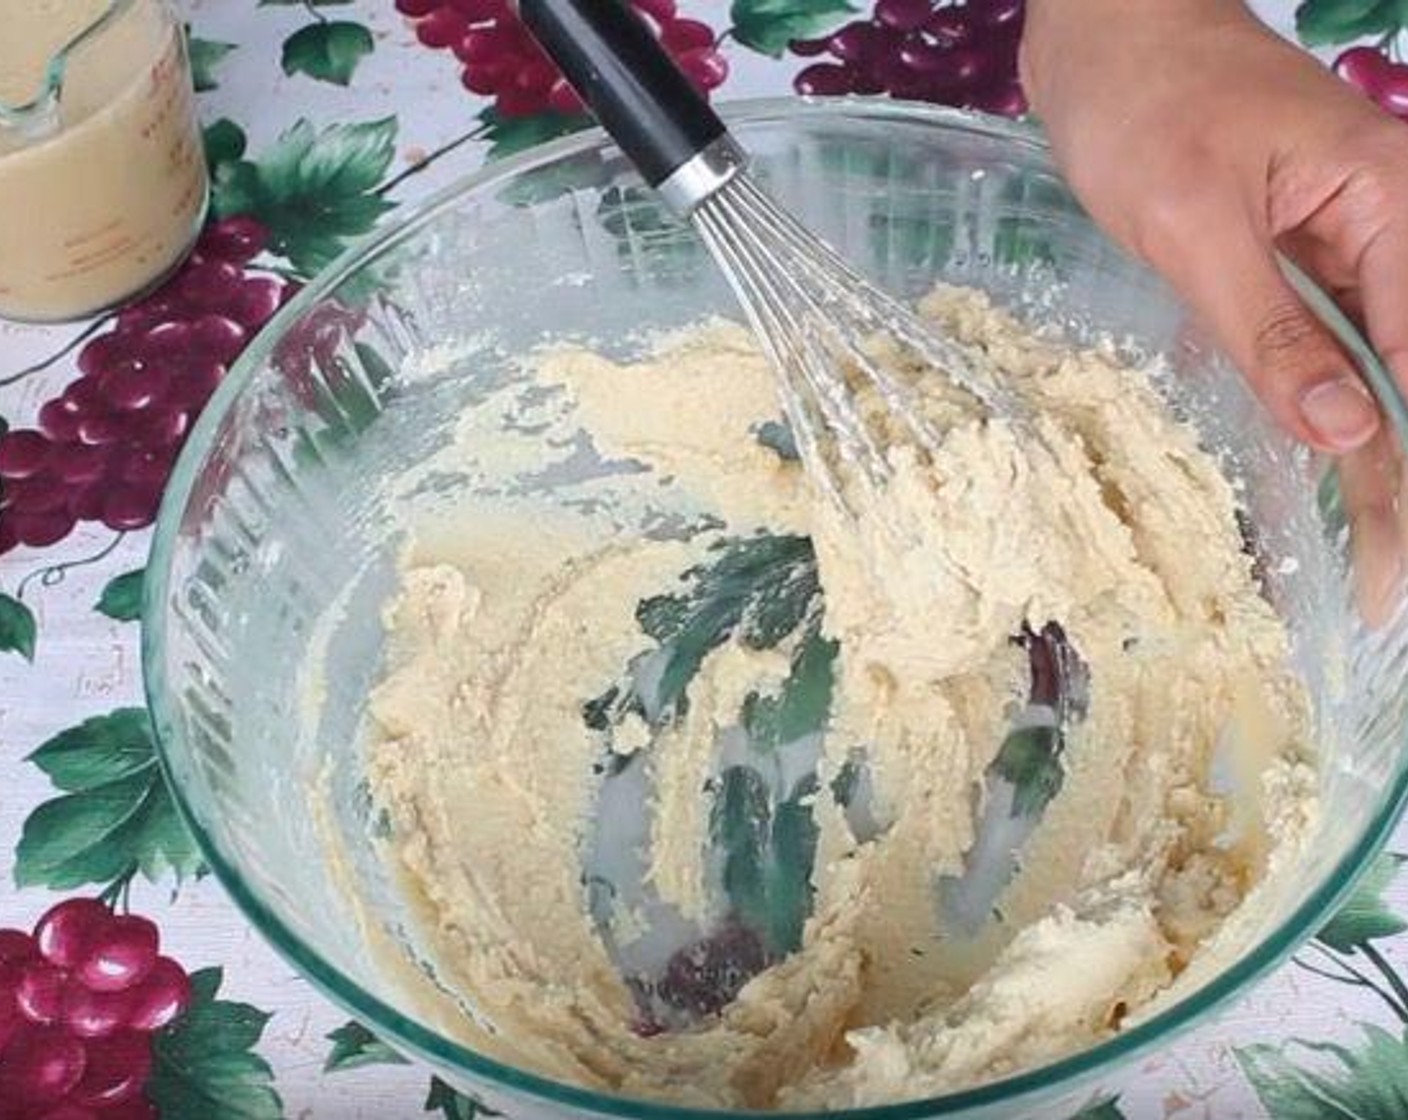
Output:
top-left (143, 100), bottom-right (1408, 1119)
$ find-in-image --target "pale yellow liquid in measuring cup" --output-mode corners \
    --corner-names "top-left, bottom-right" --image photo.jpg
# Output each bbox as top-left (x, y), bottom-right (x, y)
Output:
top-left (0, 0), bottom-right (208, 321)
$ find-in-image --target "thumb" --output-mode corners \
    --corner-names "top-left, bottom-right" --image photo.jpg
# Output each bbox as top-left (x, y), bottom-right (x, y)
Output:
top-left (1143, 208), bottom-right (1379, 454)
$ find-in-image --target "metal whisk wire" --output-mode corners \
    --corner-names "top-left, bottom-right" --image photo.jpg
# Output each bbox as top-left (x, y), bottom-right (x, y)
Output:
top-left (694, 173), bottom-right (1008, 505)
top-left (513, 0), bottom-right (1014, 509)
top-left (693, 185), bottom-right (887, 506)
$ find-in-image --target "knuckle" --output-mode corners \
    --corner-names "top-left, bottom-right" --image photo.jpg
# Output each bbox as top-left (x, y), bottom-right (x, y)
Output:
top-left (1342, 162), bottom-right (1400, 219)
top-left (1345, 115), bottom-right (1408, 165)
top-left (1251, 300), bottom-right (1323, 371)
top-left (1334, 122), bottom-right (1408, 206)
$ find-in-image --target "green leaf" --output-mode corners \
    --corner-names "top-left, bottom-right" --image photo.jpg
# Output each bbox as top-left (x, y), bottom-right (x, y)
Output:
top-left (753, 419), bottom-right (799, 462)
top-left (27, 709), bottom-right (156, 790)
top-left (96, 569), bottom-right (145, 622)
top-left (1066, 1097), bottom-right (1129, 1120)
top-left (149, 967), bottom-right (283, 1120)
top-left (15, 708), bottom-right (204, 891)
top-left (281, 21), bottom-right (373, 86)
top-left (869, 210), bottom-right (955, 275)
top-left (596, 185), bottom-right (675, 240)
top-left (1295, 0), bottom-right (1402, 45)
top-left (480, 108), bottom-right (608, 205)
top-left (324, 1020), bottom-right (408, 1072)
top-left (990, 724), bottom-right (1065, 818)
top-left (337, 343), bottom-right (390, 431)
top-left (187, 32), bottom-right (236, 92)
top-left (595, 185), bottom-right (703, 280)
top-left (0, 592), bottom-right (36, 661)
top-left (742, 631), bottom-right (837, 754)
top-left (711, 767), bottom-right (820, 955)
top-left (425, 1076), bottom-right (503, 1119)
top-left (713, 766), bottom-right (770, 939)
top-left (211, 159), bottom-right (264, 221)
top-left (483, 107), bottom-right (592, 161)
top-left (355, 341), bottom-right (395, 390)
top-left (287, 340), bottom-right (392, 479)
top-left (766, 780), bottom-right (820, 952)
top-left (286, 340), bottom-right (392, 452)
top-left (189, 967), bottom-right (222, 1006)
top-left (993, 216), bottom-right (1056, 269)
top-left (729, 0), bottom-right (856, 56)
top-left (1319, 466), bottom-right (1348, 541)
top-left (830, 757), bottom-right (862, 807)
top-left (1318, 851), bottom-right (1408, 952)
top-left (591, 534), bottom-right (828, 951)
top-left (210, 117), bottom-right (397, 276)
top-left (589, 534), bottom-right (820, 728)
top-left (1237, 1024), bottom-right (1408, 1119)
top-left (203, 118), bottom-right (248, 171)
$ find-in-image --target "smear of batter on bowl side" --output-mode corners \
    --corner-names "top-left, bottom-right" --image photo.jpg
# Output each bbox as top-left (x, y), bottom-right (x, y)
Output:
top-left (361, 287), bottom-right (1317, 1110)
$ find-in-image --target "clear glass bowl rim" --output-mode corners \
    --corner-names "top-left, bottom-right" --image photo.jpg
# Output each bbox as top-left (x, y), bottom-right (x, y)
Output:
top-left (141, 97), bottom-right (1408, 1120)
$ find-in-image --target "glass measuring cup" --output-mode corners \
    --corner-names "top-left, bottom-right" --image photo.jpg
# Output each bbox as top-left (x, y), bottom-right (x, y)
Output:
top-left (0, 0), bottom-right (208, 322)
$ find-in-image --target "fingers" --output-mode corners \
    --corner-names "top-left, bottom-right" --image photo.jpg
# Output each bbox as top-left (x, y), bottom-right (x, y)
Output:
top-left (1326, 166), bottom-right (1408, 623)
top-left (1338, 428), bottom-right (1407, 627)
top-left (1138, 197), bottom-right (1379, 454)
top-left (1356, 218), bottom-right (1408, 402)
top-left (1275, 229), bottom-right (1365, 324)
top-left (1247, 292), bottom-right (1379, 453)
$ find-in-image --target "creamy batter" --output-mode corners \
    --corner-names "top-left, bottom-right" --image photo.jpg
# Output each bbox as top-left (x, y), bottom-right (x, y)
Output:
top-left (364, 289), bottom-right (1317, 1109)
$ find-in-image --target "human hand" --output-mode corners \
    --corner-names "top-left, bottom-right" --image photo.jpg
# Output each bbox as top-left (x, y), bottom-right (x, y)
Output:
top-left (1021, 0), bottom-right (1408, 619)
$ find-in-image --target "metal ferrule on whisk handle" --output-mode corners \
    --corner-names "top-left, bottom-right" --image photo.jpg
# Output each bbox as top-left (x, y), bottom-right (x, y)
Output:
top-left (513, 0), bottom-right (992, 507)
top-left (510, 0), bottom-right (747, 215)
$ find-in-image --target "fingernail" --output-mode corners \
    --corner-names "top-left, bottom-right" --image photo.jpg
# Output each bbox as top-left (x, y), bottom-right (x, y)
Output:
top-left (1299, 378), bottom-right (1379, 450)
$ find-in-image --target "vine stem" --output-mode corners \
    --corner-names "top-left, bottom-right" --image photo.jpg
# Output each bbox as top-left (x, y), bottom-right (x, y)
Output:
top-left (1301, 942), bottom-right (1408, 1023)
top-left (1293, 954), bottom-right (1374, 988)
top-left (0, 319), bottom-right (106, 389)
top-left (98, 865), bottom-right (139, 911)
top-left (1292, 955), bottom-right (1407, 1021)
top-left (375, 121), bottom-right (494, 198)
top-left (16, 531), bottom-right (125, 600)
top-left (1359, 941), bottom-right (1408, 1017)
top-left (300, 0), bottom-right (327, 23)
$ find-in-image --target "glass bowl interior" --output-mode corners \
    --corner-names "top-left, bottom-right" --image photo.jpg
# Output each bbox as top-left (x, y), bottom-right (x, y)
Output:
top-left (142, 100), bottom-right (1408, 1120)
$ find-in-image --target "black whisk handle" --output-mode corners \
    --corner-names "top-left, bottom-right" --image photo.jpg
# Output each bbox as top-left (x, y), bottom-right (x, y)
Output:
top-left (514, 0), bottom-right (744, 212)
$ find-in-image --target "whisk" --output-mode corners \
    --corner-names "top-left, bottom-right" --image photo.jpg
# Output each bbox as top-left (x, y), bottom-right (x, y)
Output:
top-left (512, 0), bottom-right (1012, 510)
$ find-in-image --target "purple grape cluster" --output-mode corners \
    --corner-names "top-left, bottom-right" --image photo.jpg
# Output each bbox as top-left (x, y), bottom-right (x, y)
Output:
top-left (628, 922), bottom-right (769, 1035)
top-left (0, 899), bottom-right (193, 1120)
top-left (655, 923), bottom-right (767, 1019)
top-left (393, 0), bottom-right (727, 117)
top-left (0, 217), bottom-right (288, 554)
top-left (790, 0), bottom-right (1026, 116)
top-left (1334, 46), bottom-right (1408, 119)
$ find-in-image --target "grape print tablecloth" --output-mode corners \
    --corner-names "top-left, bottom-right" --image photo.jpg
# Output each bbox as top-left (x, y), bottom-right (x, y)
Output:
top-left (4, 2), bottom-right (1408, 1117)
